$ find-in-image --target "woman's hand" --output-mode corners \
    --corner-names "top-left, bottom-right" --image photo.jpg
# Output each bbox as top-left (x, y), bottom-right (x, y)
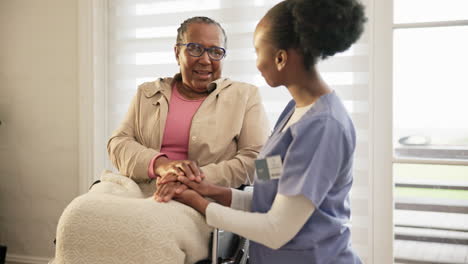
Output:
top-left (154, 157), bottom-right (204, 183)
top-left (154, 176), bottom-right (188, 202)
top-left (173, 188), bottom-right (210, 215)
top-left (153, 173), bottom-right (208, 202)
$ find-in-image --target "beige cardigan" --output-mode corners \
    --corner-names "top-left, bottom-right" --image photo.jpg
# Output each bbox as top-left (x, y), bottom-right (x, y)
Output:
top-left (107, 76), bottom-right (270, 189)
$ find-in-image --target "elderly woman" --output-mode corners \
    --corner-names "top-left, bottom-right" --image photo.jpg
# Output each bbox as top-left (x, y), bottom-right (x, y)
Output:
top-left (52, 16), bottom-right (269, 264)
top-left (108, 16), bottom-right (269, 198)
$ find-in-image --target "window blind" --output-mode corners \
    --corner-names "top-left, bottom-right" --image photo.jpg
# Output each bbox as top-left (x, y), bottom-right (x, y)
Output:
top-left (105, 0), bottom-right (374, 262)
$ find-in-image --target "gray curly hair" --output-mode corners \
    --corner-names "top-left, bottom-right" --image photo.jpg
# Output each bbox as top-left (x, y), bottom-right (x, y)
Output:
top-left (176, 16), bottom-right (227, 47)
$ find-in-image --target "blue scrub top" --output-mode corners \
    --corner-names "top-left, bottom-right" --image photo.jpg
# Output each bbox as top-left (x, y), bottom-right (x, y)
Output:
top-left (250, 92), bottom-right (362, 264)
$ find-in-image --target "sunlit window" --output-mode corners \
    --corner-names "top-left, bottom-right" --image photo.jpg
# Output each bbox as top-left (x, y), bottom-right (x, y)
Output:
top-left (393, 26), bottom-right (468, 159)
top-left (393, 1), bottom-right (468, 263)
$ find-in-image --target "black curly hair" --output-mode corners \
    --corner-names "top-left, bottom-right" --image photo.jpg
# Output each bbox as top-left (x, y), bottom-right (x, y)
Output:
top-left (176, 16), bottom-right (227, 47)
top-left (264, 0), bottom-right (367, 70)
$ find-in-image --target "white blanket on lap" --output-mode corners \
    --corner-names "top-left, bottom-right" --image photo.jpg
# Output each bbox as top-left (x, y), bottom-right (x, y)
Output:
top-left (52, 172), bottom-right (213, 264)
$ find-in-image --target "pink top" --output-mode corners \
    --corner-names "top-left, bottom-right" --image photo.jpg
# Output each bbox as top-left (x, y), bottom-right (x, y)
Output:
top-left (148, 84), bottom-right (205, 179)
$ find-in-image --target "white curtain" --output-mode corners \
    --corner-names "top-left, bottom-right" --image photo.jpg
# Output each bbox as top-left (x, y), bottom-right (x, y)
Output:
top-left (103, 0), bottom-right (376, 262)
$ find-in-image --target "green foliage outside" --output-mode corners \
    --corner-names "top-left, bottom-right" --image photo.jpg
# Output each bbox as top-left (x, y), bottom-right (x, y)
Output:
top-left (394, 163), bottom-right (468, 200)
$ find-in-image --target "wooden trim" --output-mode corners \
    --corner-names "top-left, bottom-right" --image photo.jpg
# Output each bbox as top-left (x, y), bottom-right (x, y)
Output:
top-left (395, 179), bottom-right (468, 190)
top-left (6, 254), bottom-right (50, 264)
top-left (78, 0), bottom-right (95, 194)
top-left (393, 20), bottom-right (468, 29)
top-left (395, 224), bottom-right (468, 233)
top-left (91, 0), bottom-right (110, 181)
top-left (393, 157), bottom-right (468, 166)
top-left (78, 0), bottom-right (108, 194)
top-left (394, 257), bottom-right (452, 264)
top-left (395, 197), bottom-right (468, 214)
top-left (371, 0), bottom-right (394, 262)
top-left (395, 234), bottom-right (468, 245)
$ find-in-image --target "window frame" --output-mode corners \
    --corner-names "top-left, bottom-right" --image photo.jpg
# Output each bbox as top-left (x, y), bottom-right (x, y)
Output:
top-left (371, 0), bottom-right (394, 262)
top-left (391, 6), bottom-right (468, 264)
top-left (78, 0), bottom-right (109, 194)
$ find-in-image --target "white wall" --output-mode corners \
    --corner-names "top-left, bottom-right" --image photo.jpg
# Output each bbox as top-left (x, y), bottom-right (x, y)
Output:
top-left (0, 0), bottom-right (79, 262)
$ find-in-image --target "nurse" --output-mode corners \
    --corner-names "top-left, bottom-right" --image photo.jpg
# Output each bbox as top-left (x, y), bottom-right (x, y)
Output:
top-left (161, 0), bottom-right (367, 263)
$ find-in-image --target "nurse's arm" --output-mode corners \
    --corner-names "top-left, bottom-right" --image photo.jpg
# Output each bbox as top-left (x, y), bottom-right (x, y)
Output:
top-left (206, 194), bottom-right (315, 250)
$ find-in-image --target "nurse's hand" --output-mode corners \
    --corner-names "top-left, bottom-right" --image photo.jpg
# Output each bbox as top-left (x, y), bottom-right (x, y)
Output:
top-left (153, 173), bottom-right (204, 202)
top-left (176, 175), bottom-right (232, 207)
top-left (173, 188), bottom-right (210, 215)
top-left (175, 175), bottom-right (213, 196)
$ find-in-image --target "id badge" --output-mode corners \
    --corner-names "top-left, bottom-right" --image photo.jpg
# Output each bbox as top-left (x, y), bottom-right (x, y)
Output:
top-left (255, 155), bottom-right (283, 181)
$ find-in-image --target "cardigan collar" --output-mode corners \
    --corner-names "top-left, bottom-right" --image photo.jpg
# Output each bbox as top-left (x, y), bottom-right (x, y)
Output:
top-left (142, 74), bottom-right (234, 99)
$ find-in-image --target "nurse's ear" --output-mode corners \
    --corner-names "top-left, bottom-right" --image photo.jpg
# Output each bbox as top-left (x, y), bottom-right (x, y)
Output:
top-left (275, 49), bottom-right (288, 72)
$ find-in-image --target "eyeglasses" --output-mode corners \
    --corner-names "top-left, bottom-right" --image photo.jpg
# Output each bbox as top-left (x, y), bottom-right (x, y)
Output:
top-left (177, 42), bottom-right (226, 61)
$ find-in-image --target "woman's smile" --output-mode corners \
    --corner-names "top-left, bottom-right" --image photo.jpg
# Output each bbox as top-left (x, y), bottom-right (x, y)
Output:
top-left (193, 69), bottom-right (212, 79)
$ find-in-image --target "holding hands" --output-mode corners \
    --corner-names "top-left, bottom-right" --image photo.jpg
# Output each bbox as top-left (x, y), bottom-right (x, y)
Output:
top-left (154, 156), bottom-right (204, 182)
top-left (153, 157), bottom-right (205, 202)
top-left (154, 158), bottom-right (232, 215)
top-left (154, 172), bottom-right (213, 215)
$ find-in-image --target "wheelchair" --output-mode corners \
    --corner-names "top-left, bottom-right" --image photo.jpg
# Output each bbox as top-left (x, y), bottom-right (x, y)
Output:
top-left (195, 228), bottom-right (249, 264)
top-left (193, 184), bottom-right (253, 264)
